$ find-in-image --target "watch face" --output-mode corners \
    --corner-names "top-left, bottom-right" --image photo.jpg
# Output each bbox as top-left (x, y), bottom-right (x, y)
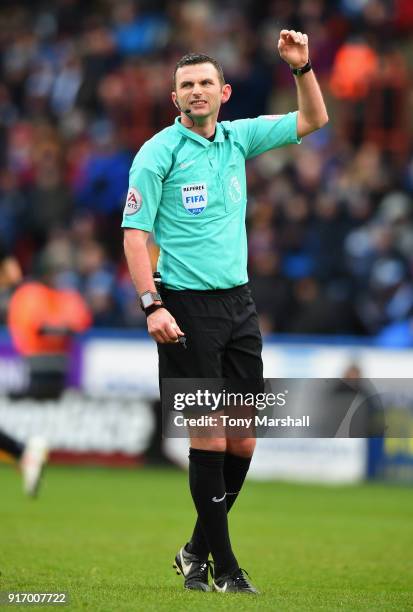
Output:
top-left (141, 293), bottom-right (154, 308)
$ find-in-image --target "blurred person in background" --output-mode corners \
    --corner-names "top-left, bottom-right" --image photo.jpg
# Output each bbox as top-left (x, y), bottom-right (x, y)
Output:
top-left (330, 361), bottom-right (385, 438)
top-left (0, 240), bottom-right (48, 496)
top-left (73, 118), bottom-right (131, 256)
top-left (76, 239), bottom-right (120, 326)
top-left (123, 28), bottom-right (327, 594)
top-left (26, 131), bottom-right (72, 248)
top-left (0, 234), bottom-right (22, 323)
top-left (7, 254), bottom-right (92, 399)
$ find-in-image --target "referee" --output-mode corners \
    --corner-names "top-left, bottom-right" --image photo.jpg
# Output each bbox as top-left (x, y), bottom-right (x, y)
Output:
top-left (123, 29), bottom-right (328, 594)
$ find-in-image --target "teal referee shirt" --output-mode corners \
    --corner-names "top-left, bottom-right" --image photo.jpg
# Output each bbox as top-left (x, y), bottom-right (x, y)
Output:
top-left (122, 112), bottom-right (301, 290)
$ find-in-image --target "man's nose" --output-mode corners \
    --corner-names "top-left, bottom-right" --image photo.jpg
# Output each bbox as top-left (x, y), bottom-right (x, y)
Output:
top-left (192, 83), bottom-right (203, 95)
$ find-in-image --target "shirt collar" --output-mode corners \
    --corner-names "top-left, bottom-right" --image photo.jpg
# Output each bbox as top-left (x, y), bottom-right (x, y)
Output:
top-left (174, 117), bottom-right (226, 145)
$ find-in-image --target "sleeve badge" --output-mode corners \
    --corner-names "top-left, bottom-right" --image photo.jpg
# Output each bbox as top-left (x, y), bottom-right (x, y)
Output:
top-left (124, 187), bottom-right (142, 215)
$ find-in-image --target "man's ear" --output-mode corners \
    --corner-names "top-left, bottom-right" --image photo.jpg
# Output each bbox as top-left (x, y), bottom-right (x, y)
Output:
top-left (171, 91), bottom-right (179, 110)
top-left (221, 83), bottom-right (232, 105)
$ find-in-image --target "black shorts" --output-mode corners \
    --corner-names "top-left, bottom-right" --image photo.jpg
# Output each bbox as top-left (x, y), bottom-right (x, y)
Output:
top-left (158, 283), bottom-right (263, 380)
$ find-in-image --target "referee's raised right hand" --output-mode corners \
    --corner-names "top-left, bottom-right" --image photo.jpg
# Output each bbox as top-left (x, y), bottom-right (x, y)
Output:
top-left (147, 308), bottom-right (185, 344)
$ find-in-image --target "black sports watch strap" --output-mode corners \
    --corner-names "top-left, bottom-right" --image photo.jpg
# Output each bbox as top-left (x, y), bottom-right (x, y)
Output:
top-left (291, 59), bottom-right (312, 76)
top-left (144, 303), bottom-right (165, 318)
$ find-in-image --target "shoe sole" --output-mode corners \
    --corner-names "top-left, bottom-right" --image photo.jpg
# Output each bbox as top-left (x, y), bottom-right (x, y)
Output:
top-left (173, 552), bottom-right (183, 576)
top-left (173, 561), bottom-right (182, 576)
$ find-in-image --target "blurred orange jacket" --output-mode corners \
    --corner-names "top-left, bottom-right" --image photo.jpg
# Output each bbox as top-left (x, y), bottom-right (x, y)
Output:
top-left (8, 282), bottom-right (92, 356)
top-left (330, 43), bottom-right (379, 100)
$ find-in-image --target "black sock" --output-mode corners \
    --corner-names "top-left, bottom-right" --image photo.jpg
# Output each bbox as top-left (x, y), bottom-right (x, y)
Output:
top-left (0, 429), bottom-right (24, 460)
top-left (188, 448), bottom-right (238, 577)
top-left (187, 452), bottom-right (252, 566)
top-left (223, 452), bottom-right (252, 512)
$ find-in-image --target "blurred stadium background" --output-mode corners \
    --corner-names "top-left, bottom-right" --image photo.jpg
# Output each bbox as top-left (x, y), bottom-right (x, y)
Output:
top-left (0, 0), bottom-right (413, 609)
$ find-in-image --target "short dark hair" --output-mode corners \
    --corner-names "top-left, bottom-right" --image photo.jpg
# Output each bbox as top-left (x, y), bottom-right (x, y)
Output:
top-left (173, 53), bottom-right (225, 88)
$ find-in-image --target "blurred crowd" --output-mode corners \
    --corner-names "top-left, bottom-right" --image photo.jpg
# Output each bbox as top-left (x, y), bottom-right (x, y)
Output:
top-left (1, 0), bottom-right (413, 342)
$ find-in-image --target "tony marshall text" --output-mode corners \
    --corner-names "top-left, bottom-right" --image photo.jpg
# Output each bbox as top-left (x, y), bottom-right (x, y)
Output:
top-left (173, 415), bottom-right (310, 428)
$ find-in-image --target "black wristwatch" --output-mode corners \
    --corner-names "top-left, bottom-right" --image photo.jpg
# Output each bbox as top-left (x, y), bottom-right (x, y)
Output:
top-left (139, 290), bottom-right (163, 316)
top-left (291, 59), bottom-right (312, 76)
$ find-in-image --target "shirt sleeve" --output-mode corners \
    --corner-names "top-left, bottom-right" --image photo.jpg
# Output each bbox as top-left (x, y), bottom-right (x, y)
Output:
top-left (121, 147), bottom-right (163, 232)
top-left (231, 111), bottom-right (301, 160)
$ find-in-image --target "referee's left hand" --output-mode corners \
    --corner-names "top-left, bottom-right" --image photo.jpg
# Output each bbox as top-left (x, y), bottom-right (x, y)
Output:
top-left (278, 29), bottom-right (309, 68)
top-left (147, 307), bottom-right (185, 344)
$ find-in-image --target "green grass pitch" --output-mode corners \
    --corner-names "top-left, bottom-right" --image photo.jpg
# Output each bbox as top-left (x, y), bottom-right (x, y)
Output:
top-left (1, 464), bottom-right (412, 611)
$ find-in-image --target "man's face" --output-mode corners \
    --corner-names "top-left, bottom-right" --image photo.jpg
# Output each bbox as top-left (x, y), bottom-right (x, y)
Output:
top-left (172, 62), bottom-right (230, 121)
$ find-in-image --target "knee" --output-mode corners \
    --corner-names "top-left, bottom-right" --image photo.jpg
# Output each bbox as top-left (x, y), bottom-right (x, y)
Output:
top-left (226, 437), bottom-right (256, 458)
top-left (190, 437), bottom-right (227, 453)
